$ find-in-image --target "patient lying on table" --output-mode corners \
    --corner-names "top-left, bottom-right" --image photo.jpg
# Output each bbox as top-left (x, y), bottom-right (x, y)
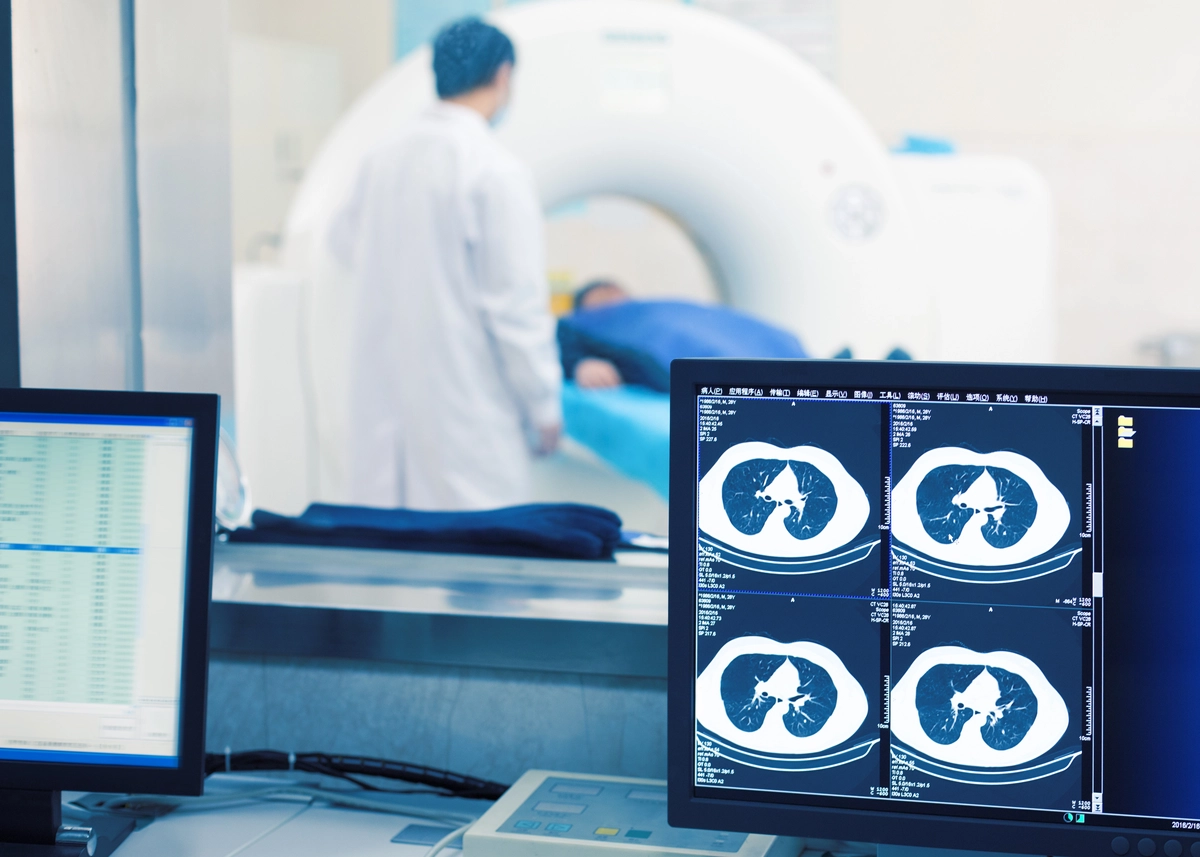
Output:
top-left (557, 280), bottom-right (809, 391)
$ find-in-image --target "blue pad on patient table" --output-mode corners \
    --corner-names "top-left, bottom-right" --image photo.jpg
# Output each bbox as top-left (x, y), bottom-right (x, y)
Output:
top-left (557, 299), bottom-right (807, 393)
top-left (562, 382), bottom-right (670, 500)
top-left (229, 502), bottom-right (623, 560)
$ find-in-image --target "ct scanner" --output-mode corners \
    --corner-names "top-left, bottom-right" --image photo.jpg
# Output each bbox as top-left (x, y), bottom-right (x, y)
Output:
top-left (234, 0), bottom-right (1054, 519)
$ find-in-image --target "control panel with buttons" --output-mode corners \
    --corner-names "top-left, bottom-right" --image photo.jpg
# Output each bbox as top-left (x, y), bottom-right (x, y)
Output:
top-left (463, 770), bottom-right (802, 857)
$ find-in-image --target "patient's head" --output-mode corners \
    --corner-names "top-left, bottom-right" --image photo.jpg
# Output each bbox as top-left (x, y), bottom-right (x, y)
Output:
top-left (574, 279), bottom-right (631, 311)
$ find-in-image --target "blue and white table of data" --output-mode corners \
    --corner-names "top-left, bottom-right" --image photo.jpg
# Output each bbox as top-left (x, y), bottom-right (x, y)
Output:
top-left (0, 414), bottom-right (193, 766)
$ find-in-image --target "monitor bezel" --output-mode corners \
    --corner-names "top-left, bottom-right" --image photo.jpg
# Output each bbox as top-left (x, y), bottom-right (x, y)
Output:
top-left (668, 358), bottom-right (1200, 857)
top-left (0, 387), bottom-right (217, 797)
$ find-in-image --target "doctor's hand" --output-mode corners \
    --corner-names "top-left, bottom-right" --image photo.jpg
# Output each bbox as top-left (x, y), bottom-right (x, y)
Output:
top-left (534, 423), bottom-right (562, 457)
top-left (574, 358), bottom-right (623, 389)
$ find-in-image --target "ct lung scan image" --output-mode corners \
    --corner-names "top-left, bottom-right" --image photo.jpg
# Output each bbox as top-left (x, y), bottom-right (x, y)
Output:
top-left (699, 441), bottom-right (871, 559)
top-left (696, 635), bottom-right (870, 760)
top-left (892, 448), bottom-right (1072, 571)
top-left (890, 645), bottom-right (1072, 776)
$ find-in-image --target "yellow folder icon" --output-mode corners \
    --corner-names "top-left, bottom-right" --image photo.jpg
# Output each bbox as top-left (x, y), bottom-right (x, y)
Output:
top-left (1118, 438), bottom-right (1134, 449)
top-left (1118, 415), bottom-right (1133, 427)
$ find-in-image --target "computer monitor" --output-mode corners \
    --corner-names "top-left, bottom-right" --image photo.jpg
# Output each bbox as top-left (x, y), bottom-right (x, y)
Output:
top-left (669, 359), bottom-right (1200, 857)
top-left (0, 389), bottom-right (218, 854)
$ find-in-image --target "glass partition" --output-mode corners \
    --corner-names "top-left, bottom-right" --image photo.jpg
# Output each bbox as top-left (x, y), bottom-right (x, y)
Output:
top-left (12, 0), bottom-right (1200, 533)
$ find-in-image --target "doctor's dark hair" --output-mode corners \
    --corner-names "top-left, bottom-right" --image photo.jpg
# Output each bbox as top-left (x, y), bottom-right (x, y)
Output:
top-left (432, 17), bottom-right (516, 99)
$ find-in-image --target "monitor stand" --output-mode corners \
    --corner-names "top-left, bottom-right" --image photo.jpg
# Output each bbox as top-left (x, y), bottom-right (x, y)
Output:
top-left (878, 845), bottom-right (1042, 857)
top-left (0, 789), bottom-right (135, 857)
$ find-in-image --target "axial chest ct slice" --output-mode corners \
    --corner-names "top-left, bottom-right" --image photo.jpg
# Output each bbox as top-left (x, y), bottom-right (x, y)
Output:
top-left (723, 459), bottom-right (838, 540)
top-left (700, 442), bottom-right (870, 558)
top-left (893, 448), bottom-right (1071, 567)
top-left (720, 653), bottom-right (840, 738)
top-left (697, 636), bottom-right (868, 755)
top-left (915, 664), bottom-right (1037, 751)
top-left (916, 465), bottom-right (1038, 549)
top-left (892, 646), bottom-right (1068, 769)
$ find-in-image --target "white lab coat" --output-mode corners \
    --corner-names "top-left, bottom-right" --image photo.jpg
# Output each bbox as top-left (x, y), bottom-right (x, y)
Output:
top-left (331, 101), bottom-right (562, 511)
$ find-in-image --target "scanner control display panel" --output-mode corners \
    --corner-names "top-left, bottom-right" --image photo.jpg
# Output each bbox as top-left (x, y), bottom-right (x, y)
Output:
top-left (688, 380), bottom-right (1200, 835)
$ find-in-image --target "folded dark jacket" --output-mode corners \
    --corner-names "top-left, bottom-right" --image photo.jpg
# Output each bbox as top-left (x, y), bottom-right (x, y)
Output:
top-left (228, 502), bottom-right (624, 561)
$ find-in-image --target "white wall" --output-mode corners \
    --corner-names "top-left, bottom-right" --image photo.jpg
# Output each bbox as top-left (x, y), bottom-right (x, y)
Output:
top-left (835, 0), bottom-right (1200, 366)
top-left (229, 0), bottom-right (393, 109)
top-left (229, 0), bottom-right (393, 264)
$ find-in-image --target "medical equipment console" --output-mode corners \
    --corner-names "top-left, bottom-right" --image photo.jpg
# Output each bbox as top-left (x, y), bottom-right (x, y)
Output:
top-left (668, 359), bottom-right (1200, 857)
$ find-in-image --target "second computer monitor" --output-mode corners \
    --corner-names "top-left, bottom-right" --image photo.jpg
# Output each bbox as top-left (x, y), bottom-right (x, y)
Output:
top-left (669, 359), bottom-right (1200, 857)
top-left (0, 389), bottom-right (218, 797)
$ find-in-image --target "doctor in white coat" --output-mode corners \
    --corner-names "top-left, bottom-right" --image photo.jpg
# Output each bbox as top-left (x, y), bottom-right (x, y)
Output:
top-left (331, 17), bottom-right (562, 511)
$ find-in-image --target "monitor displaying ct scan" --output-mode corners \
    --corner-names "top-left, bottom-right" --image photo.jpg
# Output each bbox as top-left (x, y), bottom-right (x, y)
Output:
top-left (0, 411), bottom-right (196, 768)
top-left (669, 360), bottom-right (1200, 857)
